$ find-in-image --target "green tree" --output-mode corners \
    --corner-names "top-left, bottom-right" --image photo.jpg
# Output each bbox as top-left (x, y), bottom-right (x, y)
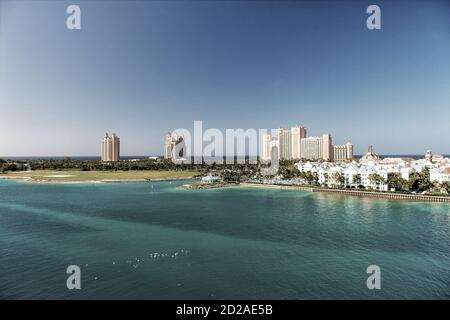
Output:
top-left (353, 174), bottom-right (362, 189)
top-left (334, 172), bottom-right (345, 188)
top-left (387, 173), bottom-right (408, 191)
top-left (303, 172), bottom-right (315, 185)
top-left (409, 168), bottom-right (432, 192)
top-left (441, 182), bottom-right (450, 193)
top-left (311, 172), bottom-right (319, 186)
top-left (368, 173), bottom-right (385, 190)
top-left (323, 173), bottom-right (329, 186)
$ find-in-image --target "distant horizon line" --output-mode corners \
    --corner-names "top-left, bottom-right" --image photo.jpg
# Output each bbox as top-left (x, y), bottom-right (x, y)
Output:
top-left (3, 154), bottom-right (449, 159)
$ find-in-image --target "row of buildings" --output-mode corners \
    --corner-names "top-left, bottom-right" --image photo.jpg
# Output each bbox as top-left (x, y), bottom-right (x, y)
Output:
top-left (262, 126), bottom-right (353, 162)
top-left (295, 147), bottom-right (450, 191)
top-left (163, 127), bottom-right (353, 162)
top-left (101, 132), bottom-right (182, 162)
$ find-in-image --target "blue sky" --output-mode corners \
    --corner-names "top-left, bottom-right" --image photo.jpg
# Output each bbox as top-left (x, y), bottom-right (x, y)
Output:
top-left (1, 0), bottom-right (449, 156)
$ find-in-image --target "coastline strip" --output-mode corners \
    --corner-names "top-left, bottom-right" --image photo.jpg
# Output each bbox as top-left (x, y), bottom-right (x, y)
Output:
top-left (240, 183), bottom-right (450, 203)
top-left (0, 175), bottom-right (196, 184)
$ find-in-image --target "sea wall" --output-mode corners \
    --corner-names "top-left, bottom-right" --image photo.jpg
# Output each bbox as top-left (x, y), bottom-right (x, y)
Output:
top-left (240, 183), bottom-right (450, 203)
top-left (240, 183), bottom-right (314, 192)
top-left (312, 188), bottom-right (450, 203)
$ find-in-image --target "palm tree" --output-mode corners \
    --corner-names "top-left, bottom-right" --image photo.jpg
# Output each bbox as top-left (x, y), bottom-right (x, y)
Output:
top-left (387, 173), bottom-right (405, 191)
top-left (409, 168), bottom-right (432, 192)
top-left (353, 174), bottom-right (362, 189)
top-left (368, 173), bottom-right (385, 190)
top-left (334, 172), bottom-right (345, 188)
top-left (323, 173), bottom-right (329, 186)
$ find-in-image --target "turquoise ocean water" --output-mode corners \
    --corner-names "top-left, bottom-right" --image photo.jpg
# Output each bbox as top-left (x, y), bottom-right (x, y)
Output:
top-left (0, 179), bottom-right (449, 299)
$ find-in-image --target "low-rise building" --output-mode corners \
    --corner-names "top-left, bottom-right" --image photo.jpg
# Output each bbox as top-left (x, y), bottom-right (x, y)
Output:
top-left (201, 175), bottom-right (222, 184)
top-left (430, 168), bottom-right (450, 184)
top-left (296, 148), bottom-right (449, 191)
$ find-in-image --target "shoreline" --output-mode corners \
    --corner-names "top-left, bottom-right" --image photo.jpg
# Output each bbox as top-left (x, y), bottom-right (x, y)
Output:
top-left (0, 174), bottom-right (196, 185)
top-left (182, 182), bottom-right (239, 190)
top-left (239, 183), bottom-right (314, 192)
top-left (240, 182), bottom-right (450, 203)
top-left (2, 173), bottom-right (449, 203)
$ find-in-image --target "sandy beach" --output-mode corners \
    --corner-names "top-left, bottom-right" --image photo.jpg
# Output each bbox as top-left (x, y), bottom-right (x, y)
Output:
top-left (0, 170), bottom-right (198, 184)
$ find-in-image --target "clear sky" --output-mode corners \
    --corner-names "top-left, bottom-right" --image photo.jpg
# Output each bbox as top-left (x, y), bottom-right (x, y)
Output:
top-left (1, 0), bottom-right (450, 157)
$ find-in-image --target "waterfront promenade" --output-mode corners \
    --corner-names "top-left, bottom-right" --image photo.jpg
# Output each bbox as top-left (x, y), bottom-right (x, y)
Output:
top-left (241, 183), bottom-right (450, 203)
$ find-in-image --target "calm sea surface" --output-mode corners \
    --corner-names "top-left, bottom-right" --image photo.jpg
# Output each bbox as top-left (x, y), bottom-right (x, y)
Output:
top-left (0, 180), bottom-right (449, 299)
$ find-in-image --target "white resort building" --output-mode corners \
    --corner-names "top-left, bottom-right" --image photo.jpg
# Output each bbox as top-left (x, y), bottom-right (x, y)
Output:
top-left (201, 174), bottom-right (222, 183)
top-left (295, 147), bottom-right (449, 192)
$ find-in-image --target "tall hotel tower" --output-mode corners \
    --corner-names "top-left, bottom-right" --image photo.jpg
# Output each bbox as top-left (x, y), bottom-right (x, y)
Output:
top-left (262, 134), bottom-right (279, 161)
top-left (291, 126), bottom-right (307, 159)
top-left (101, 133), bottom-right (120, 162)
top-left (164, 133), bottom-right (184, 160)
top-left (262, 134), bottom-right (272, 161)
top-left (333, 142), bottom-right (354, 161)
top-left (300, 133), bottom-right (333, 161)
top-left (263, 126), bottom-right (307, 161)
top-left (322, 133), bottom-right (333, 162)
top-left (277, 128), bottom-right (293, 160)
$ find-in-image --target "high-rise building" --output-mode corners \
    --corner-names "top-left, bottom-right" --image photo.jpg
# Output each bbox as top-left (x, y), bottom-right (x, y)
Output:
top-left (164, 133), bottom-right (184, 160)
top-left (322, 133), bottom-right (333, 162)
top-left (300, 136), bottom-right (323, 160)
top-left (270, 139), bottom-right (279, 161)
top-left (277, 128), bottom-right (292, 160)
top-left (333, 142), bottom-right (353, 162)
top-left (262, 134), bottom-right (279, 161)
top-left (262, 134), bottom-right (272, 161)
top-left (299, 134), bottom-right (333, 161)
top-left (291, 126), bottom-right (307, 159)
top-left (101, 133), bottom-right (120, 162)
top-left (269, 125), bottom-right (351, 162)
top-left (346, 141), bottom-right (354, 160)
